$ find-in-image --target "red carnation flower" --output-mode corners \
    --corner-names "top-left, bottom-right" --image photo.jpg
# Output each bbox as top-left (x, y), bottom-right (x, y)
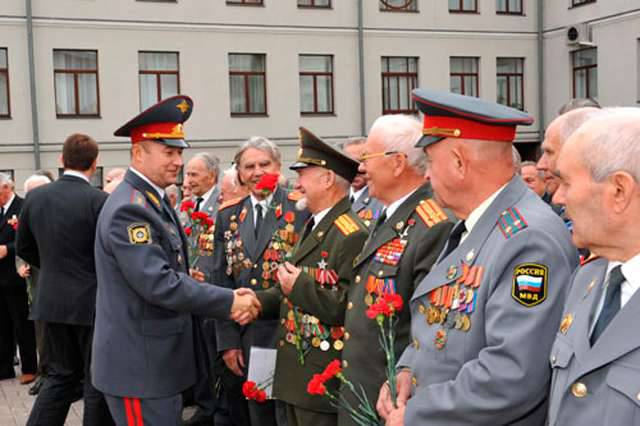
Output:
top-left (284, 211), bottom-right (295, 224)
top-left (307, 374), bottom-right (327, 396)
top-left (180, 199), bottom-right (195, 212)
top-left (242, 381), bottom-right (258, 399)
top-left (255, 173), bottom-right (279, 193)
top-left (383, 293), bottom-right (403, 313)
top-left (191, 211), bottom-right (210, 221)
top-left (184, 226), bottom-right (192, 236)
top-left (321, 360), bottom-right (342, 381)
top-left (255, 389), bottom-right (267, 403)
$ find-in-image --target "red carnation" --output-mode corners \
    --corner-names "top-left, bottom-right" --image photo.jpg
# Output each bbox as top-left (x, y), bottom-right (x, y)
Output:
top-left (383, 293), bottom-right (403, 313)
top-left (242, 381), bottom-right (258, 399)
top-left (284, 211), bottom-right (295, 224)
top-left (255, 173), bottom-right (279, 193)
top-left (180, 199), bottom-right (195, 212)
top-left (321, 360), bottom-right (342, 381)
top-left (255, 389), bottom-right (267, 403)
top-left (184, 226), bottom-right (192, 236)
top-left (307, 374), bottom-right (327, 396)
top-left (191, 211), bottom-right (210, 221)
top-left (366, 300), bottom-right (392, 319)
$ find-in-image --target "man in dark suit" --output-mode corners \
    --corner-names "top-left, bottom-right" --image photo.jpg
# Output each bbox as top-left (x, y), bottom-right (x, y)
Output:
top-left (17, 133), bottom-right (113, 426)
top-left (0, 173), bottom-right (37, 383)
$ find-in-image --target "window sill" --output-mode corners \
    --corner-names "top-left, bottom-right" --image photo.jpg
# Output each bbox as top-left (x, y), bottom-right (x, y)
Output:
top-left (569, 1), bottom-right (596, 9)
top-left (496, 12), bottom-right (525, 16)
top-left (0, 115), bottom-right (11, 120)
top-left (379, 9), bottom-right (419, 13)
top-left (301, 112), bottom-right (336, 116)
top-left (230, 113), bottom-right (269, 117)
top-left (226, 2), bottom-right (265, 6)
top-left (449, 10), bottom-right (480, 14)
top-left (298, 6), bottom-right (332, 9)
top-left (56, 114), bottom-right (101, 119)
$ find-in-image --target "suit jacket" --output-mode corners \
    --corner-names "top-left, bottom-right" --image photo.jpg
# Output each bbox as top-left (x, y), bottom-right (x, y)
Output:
top-left (0, 195), bottom-right (25, 287)
top-left (397, 176), bottom-right (578, 426)
top-left (92, 170), bottom-right (234, 398)
top-left (351, 186), bottom-right (384, 228)
top-left (213, 187), bottom-right (309, 357)
top-left (339, 184), bottom-right (452, 426)
top-left (547, 257), bottom-right (640, 426)
top-left (258, 197), bottom-right (368, 413)
top-left (16, 175), bottom-right (107, 325)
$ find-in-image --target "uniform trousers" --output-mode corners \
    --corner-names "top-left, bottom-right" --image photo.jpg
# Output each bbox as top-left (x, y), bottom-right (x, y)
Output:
top-left (105, 393), bottom-right (183, 426)
top-left (0, 285), bottom-right (37, 376)
top-left (285, 403), bottom-right (336, 426)
top-left (26, 322), bottom-right (113, 426)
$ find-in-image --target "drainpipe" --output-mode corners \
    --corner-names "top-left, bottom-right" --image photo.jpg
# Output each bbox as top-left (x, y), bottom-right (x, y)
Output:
top-left (26, 0), bottom-right (41, 169)
top-left (357, 0), bottom-right (366, 136)
top-left (537, 0), bottom-right (545, 142)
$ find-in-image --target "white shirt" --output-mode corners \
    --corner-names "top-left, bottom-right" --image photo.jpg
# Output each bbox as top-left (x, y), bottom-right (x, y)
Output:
top-left (250, 193), bottom-right (273, 227)
top-left (129, 167), bottom-right (165, 199)
top-left (2, 193), bottom-right (15, 214)
top-left (195, 185), bottom-right (217, 211)
top-left (311, 207), bottom-right (332, 230)
top-left (460, 183), bottom-right (508, 244)
top-left (382, 188), bottom-right (418, 223)
top-left (350, 186), bottom-right (367, 202)
top-left (63, 170), bottom-right (90, 184)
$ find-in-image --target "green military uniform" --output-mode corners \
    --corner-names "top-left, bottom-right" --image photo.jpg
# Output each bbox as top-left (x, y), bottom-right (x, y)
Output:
top-left (339, 184), bottom-right (453, 426)
top-left (258, 127), bottom-right (369, 426)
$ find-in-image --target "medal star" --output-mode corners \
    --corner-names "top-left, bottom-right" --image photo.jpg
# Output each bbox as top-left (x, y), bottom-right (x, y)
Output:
top-left (317, 259), bottom-right (328, 269)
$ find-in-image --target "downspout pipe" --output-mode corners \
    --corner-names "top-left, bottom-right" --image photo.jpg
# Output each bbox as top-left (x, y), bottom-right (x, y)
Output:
top-left (537, 0), bottom-right (545, 144)
top-left (357, 0), bottom-right (366, 136)
top-left (26, 0), bottom-right (41, 169)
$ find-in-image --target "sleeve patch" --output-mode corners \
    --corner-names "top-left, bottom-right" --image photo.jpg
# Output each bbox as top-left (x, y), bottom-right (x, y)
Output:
top-left (334, 214), bottom-right (360, 236)
top-left (128, 223), bottom-right (152, 245)
top-left (512, 263), bottom-right (547, 307)
top-left (497, 207), bottom-right (528, 239)
top-left (130, 191), bottom-right (148, 208)
top-left (416, 198), bottom-right (448, 227)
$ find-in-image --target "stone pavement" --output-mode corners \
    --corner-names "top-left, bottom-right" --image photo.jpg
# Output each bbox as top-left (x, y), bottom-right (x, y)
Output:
top-left (0, 366), bottom-right (83, 426)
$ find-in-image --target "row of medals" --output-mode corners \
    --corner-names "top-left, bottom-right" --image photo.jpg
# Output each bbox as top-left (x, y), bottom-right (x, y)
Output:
top-left (285, 311), bottom-right (345, 352)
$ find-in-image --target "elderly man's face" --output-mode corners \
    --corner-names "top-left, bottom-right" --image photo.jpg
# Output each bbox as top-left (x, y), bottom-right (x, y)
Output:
top-left (423, 140), bottom-right (460, 210)
top-left (238, 148), bottom-right (281, 197)
top-left (521, 165), bottom-right (545, 197)
top-left (294, 166), bottom-right (328, 214)
top-left (537, 123), bottom-right (562, 196)
top-left (186, 158), bottom-right (217, 197)
top-left (0, 182), bottom-right (12, 205)
top-left (358, 130), bottom-right (399, 204)
top-left (553, 136), bottom-right (606, 249)
top-left (343, 144), bottom-right (367, 192)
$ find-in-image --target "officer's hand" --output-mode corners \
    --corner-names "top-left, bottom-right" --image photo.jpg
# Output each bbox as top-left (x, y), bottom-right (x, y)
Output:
top-left (231, 288), bottom-right (261, 325)
top-left (190, 268), bottom-right (205, 282)
top-left (0, 245), bottom-right (7, 260)
top-left (385, 405), bottom-right (406, 426)
top-left (377, 369), bottom-right (412, 420)
top-left (277, 262), bottom-right (301, 296)
top-left (223, 349), bottom-right (245, 377)
top-left (17, 264), bottom-right (31, 278)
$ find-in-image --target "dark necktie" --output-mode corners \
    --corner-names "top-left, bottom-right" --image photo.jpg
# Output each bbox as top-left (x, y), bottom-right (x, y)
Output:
top-left (591, 265), bottom-right (625, 345)
top-left (254, 204), bottom-right (264, 238)
top-left (195, 197), bottom-right (204, 212)
top-left (0, 206), bottom-right (4, 221)
top-left (372, 209), bottom-right (387, 235)
top-left (162, 195), bottom-right (180, 230)
top-left (301, 217), bottom-right (315, 242)
top-left (441, 220), bottom-right (467, 259)
top-left (349, 195), bottom-right (355, 204)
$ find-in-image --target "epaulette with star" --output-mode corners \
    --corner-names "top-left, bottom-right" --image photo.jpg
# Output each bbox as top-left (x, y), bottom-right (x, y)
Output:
top-left (415, 198), bottom-right (448, 227)
top-left (497, 207), bottom-right (528, 239)
top-left (218, 196), bottom-right (244, 212)
top-left (334, 213), bottom-right (361, 236)
top-left (287, 191), bottom-right (304, 202)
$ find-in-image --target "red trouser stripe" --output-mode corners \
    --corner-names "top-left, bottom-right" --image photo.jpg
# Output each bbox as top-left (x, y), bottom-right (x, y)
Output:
top-left (124, 398), bottom-right (135, 426)
top-left (132, 398), bottom-right (144, 426)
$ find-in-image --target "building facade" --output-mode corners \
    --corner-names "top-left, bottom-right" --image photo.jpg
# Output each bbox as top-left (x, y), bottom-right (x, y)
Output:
top-left (0, 0), bottom-right (638, 189)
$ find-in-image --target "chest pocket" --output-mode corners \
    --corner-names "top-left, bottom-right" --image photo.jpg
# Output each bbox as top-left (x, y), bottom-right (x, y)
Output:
top-left (550, 335), bottom-right (575, 369)
top-left (607, 364), bottom-right (640, 407)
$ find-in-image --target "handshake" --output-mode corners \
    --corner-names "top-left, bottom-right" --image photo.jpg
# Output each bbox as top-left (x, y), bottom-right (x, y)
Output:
top-left (230, 288), bottom-right (262, 325)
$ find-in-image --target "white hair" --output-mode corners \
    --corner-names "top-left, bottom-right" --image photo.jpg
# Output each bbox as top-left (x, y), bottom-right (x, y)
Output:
top-left (190, 152), bottom-right (221, 179)
top-left (23, 174), bottom-right (51, 193)
top-left (234, 136), bottom-right (281, 166)
top-left (369, 114), bottom-right (426, 175)
top-left (222, 166), bottom-right (240, 188)
top-left (165, 184), bottom-right (180, 197)
top-left (512, 146), bottom-right (522, 175)
top-left (574, 108), bottom-right (640, 182)
top-left (0, 172), bottom-right (13, 188)
top-left (558, 107), bottom-right (608, 143)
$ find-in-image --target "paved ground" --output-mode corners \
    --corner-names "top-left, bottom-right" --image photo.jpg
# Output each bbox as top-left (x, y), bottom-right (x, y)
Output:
top-left (0, 366), bottom-right (83, 426)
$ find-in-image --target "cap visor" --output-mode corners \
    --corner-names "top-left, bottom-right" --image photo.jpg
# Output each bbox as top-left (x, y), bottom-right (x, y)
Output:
top-left (415, 135), bottom-right (444, 148)
top-left (157, 139), bottom-right (190, 148)
top-left (289, 162), bottom-right (310, 171)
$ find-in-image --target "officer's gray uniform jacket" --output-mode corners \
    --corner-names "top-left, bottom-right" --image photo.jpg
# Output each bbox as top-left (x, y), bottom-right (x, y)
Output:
top-left (92, 170), bottom-right (234, 398)
top-left (351, 186), bottom-right (383, 228)
top-left (547, 257), bottom-right (640, 426)
top-left (398, 176), bottom-right (578, 425)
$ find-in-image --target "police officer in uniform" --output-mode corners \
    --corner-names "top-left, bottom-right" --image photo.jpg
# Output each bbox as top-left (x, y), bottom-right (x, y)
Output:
top-left (213, 136), bottom-right (309, 426)
top-left (547, 110), bottom-right (640, 426)
top-left (92, 96), bottom-right (261, 425)
top-left (339, 114), bottom-right (453, 426)
top-left (377, 89), bottom-right (578, 426)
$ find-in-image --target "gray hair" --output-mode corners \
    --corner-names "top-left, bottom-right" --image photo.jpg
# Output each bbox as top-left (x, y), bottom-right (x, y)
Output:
top-left (369, 114), bottom-right (426, 175)
top-left (558, 98), bottom-right (601, 116)
top-left (165, 184), bottom-right (180, 197)
top-left (512, 146), bottom-right (522, 175)
top-left (521, 161), bottom-right (544, 177)
top-left (342, 136), bottom-right (366, 150)
top-left (574, 109), bottom-right (640, 182)
top-left (234, 136), bottom-right (281, 166)
top-left (222, 166), bottom-right (240, 188)
top-left (0, 172), bottom-right (14, 188)
top-left (191, 152), bottom-right (221, 179)
top-left (24, 174), bottom-right (51, 192)
top-left (558, 107), bottom-right (607, 143)
top-left (333, 172), bottom-right (351, 194)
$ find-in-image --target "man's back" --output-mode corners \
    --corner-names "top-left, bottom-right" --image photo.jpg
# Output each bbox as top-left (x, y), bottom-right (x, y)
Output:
top-left (17, 174), bottom-right (108, 325)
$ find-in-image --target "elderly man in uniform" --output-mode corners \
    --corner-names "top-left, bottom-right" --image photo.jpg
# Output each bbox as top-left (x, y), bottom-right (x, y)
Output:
top-left (377, 88), bottom-right (578, 426)
top-left (256, 127), bottom-right (368, 426)
top-left (91, 96), bottom-right (261, 425)
top-left (213, 136), bottom-right (309, 426)
top-left (547, 110), bottom-right (640, 425)
top-left (339, 115), bottom-right (452, 426)
top-left (342, 137), bottom-right (383, 227)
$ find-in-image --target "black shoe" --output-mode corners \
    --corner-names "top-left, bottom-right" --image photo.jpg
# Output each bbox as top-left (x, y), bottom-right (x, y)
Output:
top-left (28, 376), bottom-right (46, 395)
top-left (183, 408), bottom-right (214, 426)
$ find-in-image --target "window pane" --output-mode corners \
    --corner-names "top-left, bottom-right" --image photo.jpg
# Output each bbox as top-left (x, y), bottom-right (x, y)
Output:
top-left (496, 75), bottom-right (508, 105)
top-left (139, 74), bottom-right (158, 110)
top-left (449, 0), bottom-right (459, 10)
top-left (450, 76), bottom-right (462, 94)
top-left (300, 55), bottom-right (331, 72)
top-left (316, 75), bottom-right (332, 112)
top-left (497, 58), bottom-right (517, 73)
top-left (588, 68), bottom-right (598, 98)
top-left (510, 77), bottom-right (523, 109)
top-left (573, 49), bottom-right (597, 66)
top-left (463, 0), bottom-right (475, 10)
top-left (248, 75), bottom-right (265, 113)
top-left (388, 57), bottom-right (408, 72)
top-left (300, 75), bottom-right (314, 112)
top-left (230, 75), bottom-right (246, 113)
top-left (229, 54), bottom-right (265, 72)
top-left (0, 73), bottom-right (8, 115)
top-left (574, 69), bottom-right (587, 98)
top-left (54, 50), bottom-right (96, 70)
top-left (463, 76), bottom-right (477, 96)
top-left (139, 52), bottom-right (178, 71)
top-left (78, 73), bottom-right (98, 114)
top-left (509, 0), bottom-right (522, 12)
top-left (160, 74), bottom-right (179, 99)
top-left (496, 0), bottom-right (507, 11)
top-left (388, 76), bottom-right (399, 109)
top-left (0, 49), bottom-right (6, 68)
top-left (55, 73), bottom-right (76, 114)
top-left (398, 76), bottom-right (410, 109)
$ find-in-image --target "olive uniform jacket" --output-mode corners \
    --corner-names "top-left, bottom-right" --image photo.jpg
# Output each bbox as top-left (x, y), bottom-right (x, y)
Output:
top-left (258, 197), bottom-right (368, 413)
top-left (339, 184), bottom-right (453, 426)
top-left (547, 256), bottom-right (640, 426)
top-left (398, 176), bottom-right (578, 426)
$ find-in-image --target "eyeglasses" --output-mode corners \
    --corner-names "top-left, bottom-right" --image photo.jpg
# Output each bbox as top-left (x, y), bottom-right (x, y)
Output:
top-left (358, 151), bottom-right (405, 163)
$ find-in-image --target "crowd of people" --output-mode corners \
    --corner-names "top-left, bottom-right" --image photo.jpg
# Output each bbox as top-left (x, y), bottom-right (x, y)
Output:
top-left (0, 87), bottom-right (638, 426)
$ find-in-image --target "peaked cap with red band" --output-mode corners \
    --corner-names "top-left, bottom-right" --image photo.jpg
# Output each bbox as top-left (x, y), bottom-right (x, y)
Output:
top-left (413, 88), bottom-right (534, 148)
top-left (114, 95), bottom-right (193, 148)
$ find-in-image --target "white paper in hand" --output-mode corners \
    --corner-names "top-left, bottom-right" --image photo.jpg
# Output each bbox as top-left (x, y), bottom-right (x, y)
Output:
top-left (247, 346), bottom-right (277, 399)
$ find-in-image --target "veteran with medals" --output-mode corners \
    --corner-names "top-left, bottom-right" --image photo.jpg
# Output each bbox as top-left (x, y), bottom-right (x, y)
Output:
top-left (339, 115), bottom-right (453, 426)
top-left (212, 136), bottom-right (309, 426)
top-left (256, 127), bottom-right (368, 426)
top-left (378, 89), bottom-right (578, 426)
